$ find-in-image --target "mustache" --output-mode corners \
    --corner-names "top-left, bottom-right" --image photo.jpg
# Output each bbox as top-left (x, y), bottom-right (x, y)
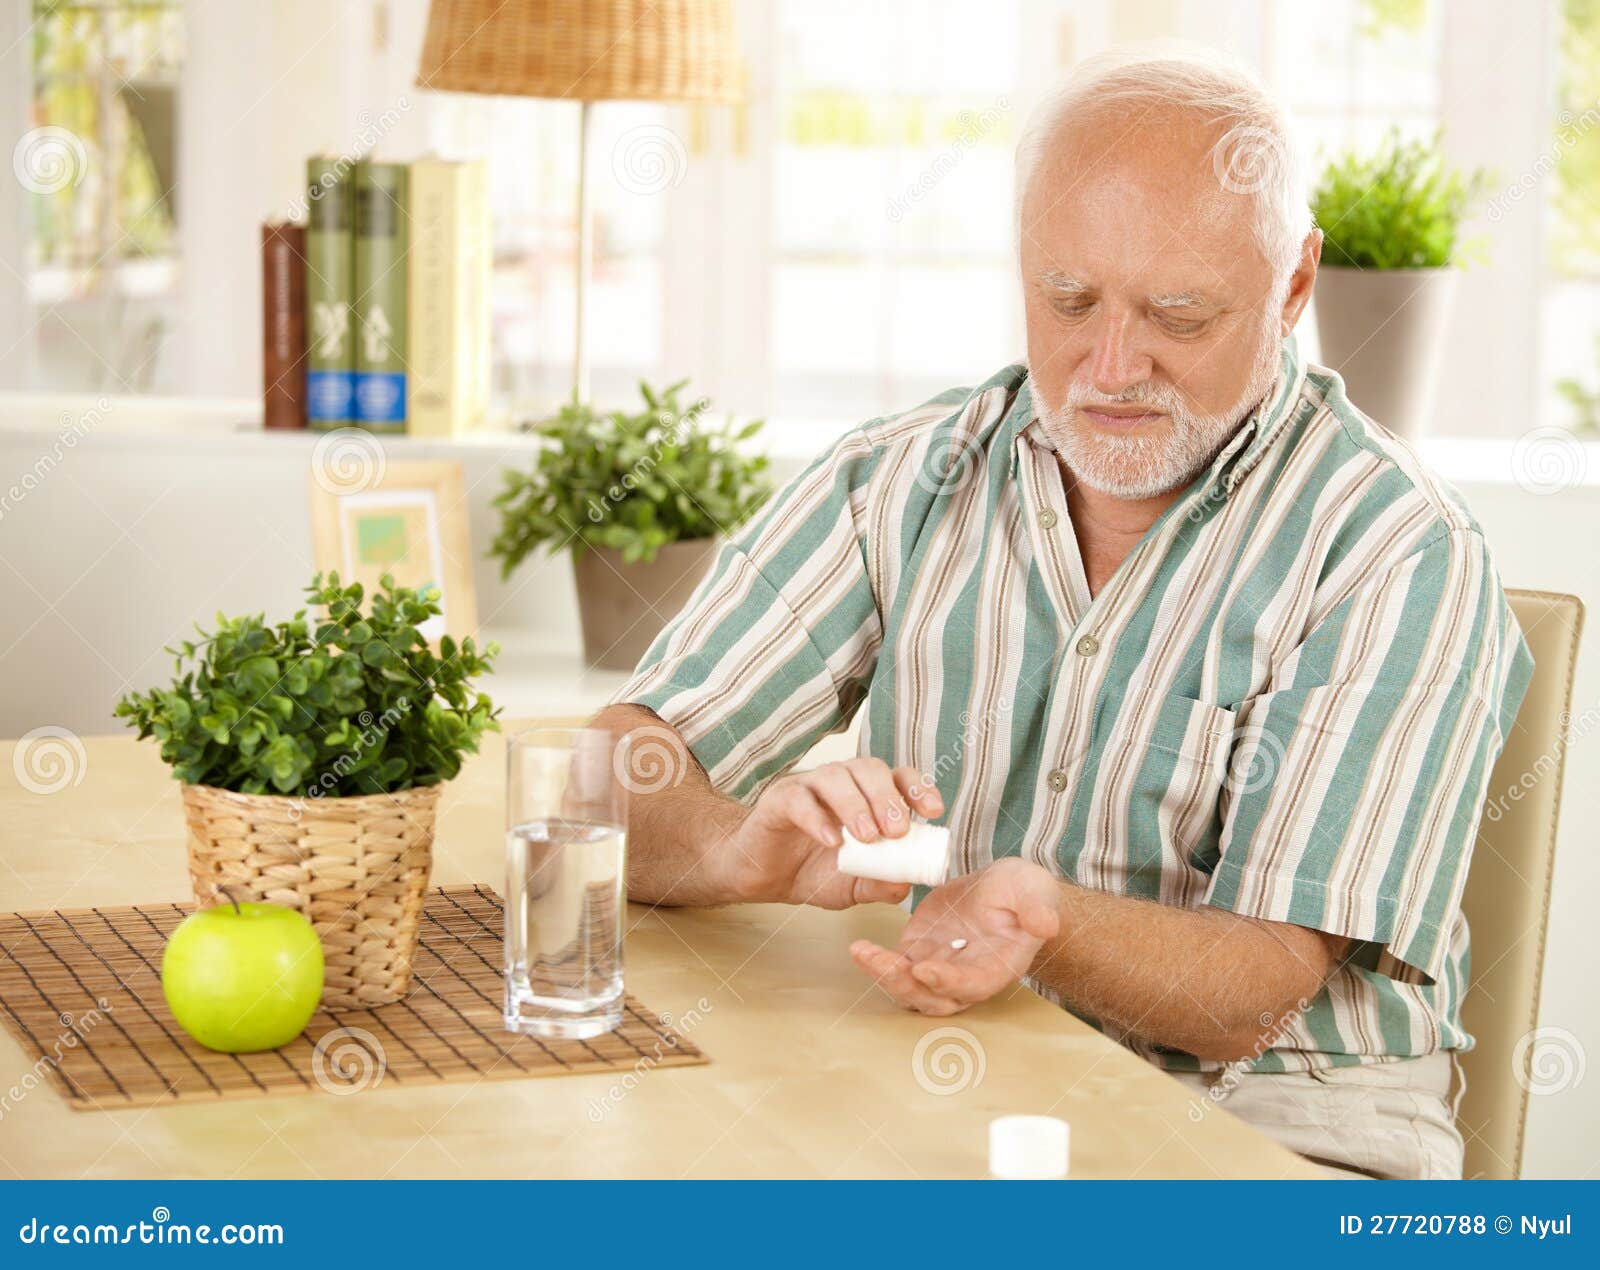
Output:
top-left (1058, 380), bottom-right (1189, 418)
top-left (1056, 379), bottom-right (1196, 422)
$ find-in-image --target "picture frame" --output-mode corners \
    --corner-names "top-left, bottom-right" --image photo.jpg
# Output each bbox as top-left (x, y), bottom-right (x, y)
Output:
top-left (307, 457), bottom-right (478, 646)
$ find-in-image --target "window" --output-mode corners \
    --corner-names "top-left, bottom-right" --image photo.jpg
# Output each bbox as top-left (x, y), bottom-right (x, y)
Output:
top-left (22, 0), bottom-right (184, 394)
top-left (1543, 0), bottom-right (1600, 433)
top-left (1268, 0), bottom-right (1442, 157)
top-left (427, 94), bottom-right (669, 414)
top-left (766, 0), bottom-right (1022, 418)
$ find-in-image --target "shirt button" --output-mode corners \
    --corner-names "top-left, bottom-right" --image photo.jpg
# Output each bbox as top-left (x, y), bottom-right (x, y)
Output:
top-left (1046, 769), bottom-right (1068, 792)
top-left (1038, 508), bottom-right (1058, 529)
top-left (1075, 634), bottom-right (1099, 656)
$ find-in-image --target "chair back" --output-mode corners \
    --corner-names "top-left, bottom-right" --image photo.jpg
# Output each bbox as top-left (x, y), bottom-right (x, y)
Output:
top-left (1457, 589), bottom-right (1584, 1179)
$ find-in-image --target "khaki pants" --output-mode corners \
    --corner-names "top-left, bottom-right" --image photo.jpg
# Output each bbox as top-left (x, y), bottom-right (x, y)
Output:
top-left (1167, 1052), bottom-right (1464, 1179)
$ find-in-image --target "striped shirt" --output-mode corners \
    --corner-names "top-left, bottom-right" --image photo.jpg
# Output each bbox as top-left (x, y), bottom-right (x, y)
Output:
top-left (616, 337), bottom-right (1534, 1073)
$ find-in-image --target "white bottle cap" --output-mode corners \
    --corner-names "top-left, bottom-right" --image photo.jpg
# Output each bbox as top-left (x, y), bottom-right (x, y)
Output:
top-left (989, 1115), bottom-right (1070, 1179)
top-left (836, 821), bottom-right (951, 887)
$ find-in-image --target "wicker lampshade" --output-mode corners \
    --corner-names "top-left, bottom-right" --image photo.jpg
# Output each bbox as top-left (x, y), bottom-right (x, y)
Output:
top-left (417, 0), bottom-right (743, 103)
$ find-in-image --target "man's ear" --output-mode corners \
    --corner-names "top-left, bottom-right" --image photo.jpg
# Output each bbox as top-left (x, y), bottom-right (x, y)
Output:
top-left (1279, 229), bottom-right (1323, 335)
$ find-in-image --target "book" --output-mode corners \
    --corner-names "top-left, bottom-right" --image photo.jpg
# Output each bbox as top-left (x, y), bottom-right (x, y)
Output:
top-left (352, 160), bottom-right (409, 431)
top-left (304, 157), bottom-right (355, 429)
top-left (261, 221), bottom-right (307, 430)
top-left (407, 158), bottom-right (491, 437)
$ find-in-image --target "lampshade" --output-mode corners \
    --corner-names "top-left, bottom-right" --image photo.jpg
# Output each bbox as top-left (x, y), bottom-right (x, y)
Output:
top-left (417, 0), bottom-right (743, 103)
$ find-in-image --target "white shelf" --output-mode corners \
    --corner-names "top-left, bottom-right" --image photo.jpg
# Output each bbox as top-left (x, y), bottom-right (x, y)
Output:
top-left (4, 389), bottom-right (1597, 484)
top-left (479, 633), bottom-right (632, 720)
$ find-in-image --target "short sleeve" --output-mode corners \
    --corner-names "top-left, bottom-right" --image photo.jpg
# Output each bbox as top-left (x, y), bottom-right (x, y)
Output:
top-left (611, 435), bottom-right (887, 803)
top-left (1203, 528), bottom-right (1534, 986)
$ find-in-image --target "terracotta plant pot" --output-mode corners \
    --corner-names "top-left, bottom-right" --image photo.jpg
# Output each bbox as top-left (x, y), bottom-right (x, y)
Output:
top-left (572, 538), bottom-right (719, 671)
top-left (180, 782), bottom-right (440, 1008)
top-left (1312, 265), bottom-right (1458, 440)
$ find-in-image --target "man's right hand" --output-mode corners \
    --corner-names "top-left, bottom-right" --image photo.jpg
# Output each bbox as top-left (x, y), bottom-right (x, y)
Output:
top-left (720, 757), bottom-right (945, 909)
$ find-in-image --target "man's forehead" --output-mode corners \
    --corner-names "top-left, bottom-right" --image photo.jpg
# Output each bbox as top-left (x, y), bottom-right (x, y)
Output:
top-left (1020, 123), bottom-right (1265, 285)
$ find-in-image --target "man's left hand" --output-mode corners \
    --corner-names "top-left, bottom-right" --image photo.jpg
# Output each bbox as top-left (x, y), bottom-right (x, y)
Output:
top-left (849, 857), bottom-right (1061, 1015)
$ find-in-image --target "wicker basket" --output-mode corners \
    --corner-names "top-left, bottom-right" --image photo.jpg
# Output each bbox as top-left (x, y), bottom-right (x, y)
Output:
top-left (180, 782), bottom-right (442, 1009)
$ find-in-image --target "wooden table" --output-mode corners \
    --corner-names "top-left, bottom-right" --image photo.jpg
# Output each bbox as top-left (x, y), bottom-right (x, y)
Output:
top-left (0, 730), bottom-right (1316, 1179)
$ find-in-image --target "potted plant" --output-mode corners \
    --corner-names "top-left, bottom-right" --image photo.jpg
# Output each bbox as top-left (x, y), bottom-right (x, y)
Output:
top-left (1311, 128), bottom-right (1489, 439)
top-left (492, 380), bottom-right (773, 671)
top-left (114, 573), bottom-right (499, 1008)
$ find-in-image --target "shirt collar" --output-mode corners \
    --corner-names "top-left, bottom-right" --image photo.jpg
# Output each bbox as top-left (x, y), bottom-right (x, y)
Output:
top-left (1008, 333), bottom-right (1307, 499)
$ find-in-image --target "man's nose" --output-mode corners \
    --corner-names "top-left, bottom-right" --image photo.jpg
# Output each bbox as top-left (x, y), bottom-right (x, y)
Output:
top-left (1085, 315), bottom-right (1153, 397)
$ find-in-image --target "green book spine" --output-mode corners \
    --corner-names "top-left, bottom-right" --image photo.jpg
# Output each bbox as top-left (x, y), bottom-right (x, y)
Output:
top-left (352, 160), bottom-right (409, 432)
top-left (304, 157), bottom-right (354, 428)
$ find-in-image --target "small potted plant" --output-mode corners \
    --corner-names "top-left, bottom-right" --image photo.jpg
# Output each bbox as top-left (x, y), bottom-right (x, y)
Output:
top-left (114, 573), bottom-right (499, 1008)
top-left (1311, 128), bottom-right (1490, 438)
top-left (491, 380), bottom-right (773, 671)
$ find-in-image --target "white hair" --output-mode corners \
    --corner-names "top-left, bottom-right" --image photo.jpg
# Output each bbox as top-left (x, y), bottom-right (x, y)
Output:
top-left (1014, 43), bottom-right (1312, 283)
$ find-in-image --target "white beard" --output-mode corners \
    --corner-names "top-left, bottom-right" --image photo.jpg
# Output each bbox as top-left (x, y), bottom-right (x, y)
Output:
top-left (1037, 331), bottom-right (1284, 500)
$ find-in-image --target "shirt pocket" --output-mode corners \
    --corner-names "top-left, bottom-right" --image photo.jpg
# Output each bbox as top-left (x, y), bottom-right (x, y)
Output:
top-left (1147, 693), bottom-right (1238, 883)
top-left (1078, 692), bottom-right (1237, 897)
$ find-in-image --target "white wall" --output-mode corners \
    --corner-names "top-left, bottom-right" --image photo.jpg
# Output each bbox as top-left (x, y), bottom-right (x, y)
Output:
top-left (0, 412), bottom-right (576, 739)
top-left (170, 0), bottom-right (438, 399)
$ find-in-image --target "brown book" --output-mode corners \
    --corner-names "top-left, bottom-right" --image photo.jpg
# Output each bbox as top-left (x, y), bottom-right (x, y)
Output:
top-left (262, 221), bottom-right (308, 430)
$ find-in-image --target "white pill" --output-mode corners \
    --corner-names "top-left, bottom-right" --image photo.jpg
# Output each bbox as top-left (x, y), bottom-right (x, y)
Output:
top-left (836, 821), bottom-right (951, 888)
top-left (950, 938), bottom-right (968, 951)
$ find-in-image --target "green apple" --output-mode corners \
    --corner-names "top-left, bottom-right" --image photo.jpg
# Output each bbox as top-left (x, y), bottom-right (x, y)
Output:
top-left (161, 895), bottom-right (324, 1053)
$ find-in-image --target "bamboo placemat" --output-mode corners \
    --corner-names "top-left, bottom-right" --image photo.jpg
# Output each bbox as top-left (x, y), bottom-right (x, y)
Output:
top-left (0, 884), bottom-right (707, 1110)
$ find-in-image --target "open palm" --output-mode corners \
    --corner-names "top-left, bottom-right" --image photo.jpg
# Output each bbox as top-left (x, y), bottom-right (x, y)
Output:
top-left (850, 857), bottom-right (1061, 1015)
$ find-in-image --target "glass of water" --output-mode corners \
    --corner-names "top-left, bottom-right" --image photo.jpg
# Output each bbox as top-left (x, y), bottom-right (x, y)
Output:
top-left (504, 726), bottom-right (627, 1039)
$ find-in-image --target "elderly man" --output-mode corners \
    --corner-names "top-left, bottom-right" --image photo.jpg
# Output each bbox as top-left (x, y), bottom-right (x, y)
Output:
top-left (591, 48), bottom-right (1531, 1181)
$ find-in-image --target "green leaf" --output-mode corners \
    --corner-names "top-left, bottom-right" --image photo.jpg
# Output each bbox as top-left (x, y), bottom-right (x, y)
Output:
top-left (1311, 127), bottom-right (1491, 270)
top-left (487, 380), bottom-right (772, 575)
top-left (112, 570), bottom-right (500, 798)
